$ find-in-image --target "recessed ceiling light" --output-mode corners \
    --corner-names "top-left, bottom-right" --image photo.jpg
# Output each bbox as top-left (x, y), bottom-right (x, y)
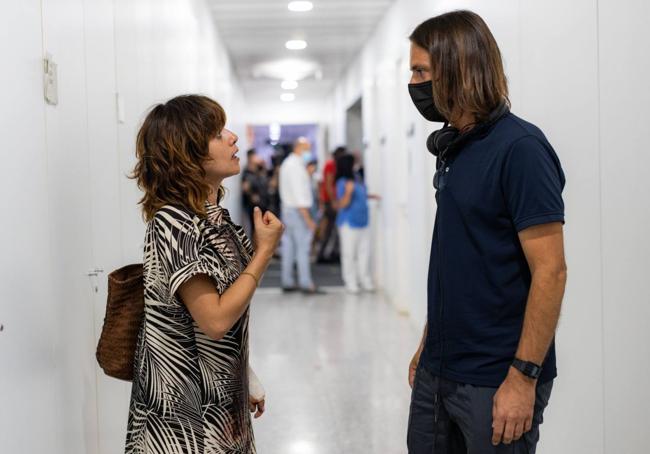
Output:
top-left (285, 39), bottom-right (307, 50)
top-left (281, 80), bottom-right (299, 90)
top-left (288, 1), bottom-right (313, 12)
top-left (281, 93), bottom-right (296, 102)
top-left (252, 58), bottom-right (320, 81)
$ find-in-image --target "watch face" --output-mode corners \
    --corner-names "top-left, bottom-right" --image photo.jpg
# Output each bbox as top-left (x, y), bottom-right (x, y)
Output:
top-left (525, 364), bottom-right (540, 377)
top-left (515, 359), bottom-right (542, 378)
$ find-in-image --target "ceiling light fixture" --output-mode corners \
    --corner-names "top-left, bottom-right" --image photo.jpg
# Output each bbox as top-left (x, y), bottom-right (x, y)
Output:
top-left (281, 93), bottom-right (296, 102)
top-left (281, 80), bottom-right (299, 90)
top-left (252, 58), bottom-right (320, 81)
top-left (285, 39), bottom-right (307, 50)
top-left (288, 1), bottom-right (313, 12)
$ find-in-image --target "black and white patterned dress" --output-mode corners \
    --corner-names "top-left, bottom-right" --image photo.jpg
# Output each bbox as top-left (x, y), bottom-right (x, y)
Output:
top-left (125, 202), bottom-right (256, 453)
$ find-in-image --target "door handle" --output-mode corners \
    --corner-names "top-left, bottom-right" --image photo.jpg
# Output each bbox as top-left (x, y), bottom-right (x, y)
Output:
top-left (86, 268), bottom-right (105, 277)
top-left (87, 268), bottom-right (105, 292)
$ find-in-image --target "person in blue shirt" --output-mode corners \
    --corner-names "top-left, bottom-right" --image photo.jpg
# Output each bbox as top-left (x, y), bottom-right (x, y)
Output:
top-left (406, 11), bottom-right (567, 454)
top-left (335, 153), bottom-right (377, 293)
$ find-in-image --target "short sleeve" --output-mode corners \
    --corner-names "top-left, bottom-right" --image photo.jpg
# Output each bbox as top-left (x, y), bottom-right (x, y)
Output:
top-left (501, 135), bottom-right (566, 232)
top-left (152, 207), bottom-right (219, 298)
top-left (336, 179), bottom-right (346, 199)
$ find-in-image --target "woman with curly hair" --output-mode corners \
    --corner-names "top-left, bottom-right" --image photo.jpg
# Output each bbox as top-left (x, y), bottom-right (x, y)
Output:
top-left (126, 94), bottom-right (283, 453)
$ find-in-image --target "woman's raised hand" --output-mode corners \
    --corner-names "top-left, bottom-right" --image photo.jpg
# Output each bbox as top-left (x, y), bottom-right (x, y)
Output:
top-left (252, 207), bottom-right (284, 257)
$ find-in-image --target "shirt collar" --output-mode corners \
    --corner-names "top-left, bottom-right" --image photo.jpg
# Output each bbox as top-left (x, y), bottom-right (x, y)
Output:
top-left (204, 201), bottom-right (231, 226)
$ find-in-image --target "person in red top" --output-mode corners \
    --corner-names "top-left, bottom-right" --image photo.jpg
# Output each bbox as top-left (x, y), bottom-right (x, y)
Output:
top-left (316, 146), bottom-right (346, 263)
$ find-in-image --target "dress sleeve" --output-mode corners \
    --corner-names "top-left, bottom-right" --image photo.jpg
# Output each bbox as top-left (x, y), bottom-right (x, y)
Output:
top-left (152, 207), bottom-right (221, 299)
top-left (501, 135), bottom-right (566, 232)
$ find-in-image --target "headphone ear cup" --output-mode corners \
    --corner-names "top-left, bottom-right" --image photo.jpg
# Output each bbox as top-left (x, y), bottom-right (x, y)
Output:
top-left (427, 127), bottom-right (460, 157)
top-left (426, 131), bottom-right (438, 156)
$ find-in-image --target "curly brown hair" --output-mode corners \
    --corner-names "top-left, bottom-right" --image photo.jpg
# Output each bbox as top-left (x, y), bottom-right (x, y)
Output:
top-left (131, 95), bottom-right (227, 221)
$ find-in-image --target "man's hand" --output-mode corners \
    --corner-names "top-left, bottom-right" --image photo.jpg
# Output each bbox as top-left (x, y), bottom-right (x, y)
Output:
top-left (298, 208), bottom-right (317, 233)
top-left (492, 367), bottom-right (536, 445)
top-left (408, 348), bottom-right (421, 388)
top-left (409, 325), bottom-right (427, 388)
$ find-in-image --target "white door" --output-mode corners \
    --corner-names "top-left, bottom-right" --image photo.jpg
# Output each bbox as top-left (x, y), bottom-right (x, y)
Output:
top-left (41, 0), bottom-right (100, 452)
top-left (373, 56), bottom-right (412, 312)
top-left (0, 2), bottom-right (61, 452)
top-left (83, 0), bottom-right (133, 452)
top-left (392, 56), bottom-right (413, 315)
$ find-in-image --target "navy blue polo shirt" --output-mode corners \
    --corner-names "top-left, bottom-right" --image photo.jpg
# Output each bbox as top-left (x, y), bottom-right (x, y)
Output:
top-left (421, 112), bottom-right (565, 387)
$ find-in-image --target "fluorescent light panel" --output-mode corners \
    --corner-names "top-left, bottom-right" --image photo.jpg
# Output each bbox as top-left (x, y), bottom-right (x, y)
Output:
top-left (285, 39), bottom-right (307, 50)
top-left (288, 1), bottom-right (313, 12)
top-left (281, 80), bottom-right (298, 90)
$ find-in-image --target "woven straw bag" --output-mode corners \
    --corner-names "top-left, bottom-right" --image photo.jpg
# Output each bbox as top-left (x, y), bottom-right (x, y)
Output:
top-left (96, 264), bottom-right (144, 381)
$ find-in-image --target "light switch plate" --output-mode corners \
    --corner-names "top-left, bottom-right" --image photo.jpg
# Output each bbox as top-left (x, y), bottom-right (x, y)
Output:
top-left (43, 53), bottom-right (58, 105)
top-left (116, 92), bottom-right (125, 123)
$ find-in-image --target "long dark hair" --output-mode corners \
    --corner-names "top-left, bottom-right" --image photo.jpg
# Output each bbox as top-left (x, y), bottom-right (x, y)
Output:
top-left (409, 10), bottom-right (510, 122)
top-left (131, 95), bottom-right (226, 220)
top-left (335, 154), bottom-right (356, 181)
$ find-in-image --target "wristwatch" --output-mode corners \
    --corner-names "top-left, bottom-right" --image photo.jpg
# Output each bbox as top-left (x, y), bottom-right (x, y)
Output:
top-left (511, 358), bottom-right (543, 379)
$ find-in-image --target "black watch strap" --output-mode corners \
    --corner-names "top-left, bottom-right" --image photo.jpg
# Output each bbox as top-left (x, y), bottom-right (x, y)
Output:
top-left (512, 358), bottom-right (543, 379)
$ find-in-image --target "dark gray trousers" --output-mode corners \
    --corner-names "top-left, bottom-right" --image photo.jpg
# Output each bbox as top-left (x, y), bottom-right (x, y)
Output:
top-left (407, 365), bottom-right (553, 454)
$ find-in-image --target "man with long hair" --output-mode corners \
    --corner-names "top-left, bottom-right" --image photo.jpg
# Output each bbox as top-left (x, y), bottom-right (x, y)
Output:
top-left (406, 11), bottom-right (567, 453)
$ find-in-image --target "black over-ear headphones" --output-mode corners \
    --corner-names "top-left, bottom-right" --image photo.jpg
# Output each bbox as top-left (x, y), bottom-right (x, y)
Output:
top-left (426, 102), bottom-right (510, 161)
top-left (427, 124), bottom-right (460, 159)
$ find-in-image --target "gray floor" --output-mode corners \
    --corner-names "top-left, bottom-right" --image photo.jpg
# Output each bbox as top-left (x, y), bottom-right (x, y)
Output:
top-left (249, 287), bottom-right (420, 454)
top-left (259, 259), bottom-right (345, 288)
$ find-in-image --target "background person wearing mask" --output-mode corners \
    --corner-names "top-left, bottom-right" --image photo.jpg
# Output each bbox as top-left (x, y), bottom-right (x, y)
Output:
top-left (335, 153), bottom-right (378, 294)
top-left (279, 137), bottom-right (323, 294)
top-left (406, 10), bottom-right (567, 454)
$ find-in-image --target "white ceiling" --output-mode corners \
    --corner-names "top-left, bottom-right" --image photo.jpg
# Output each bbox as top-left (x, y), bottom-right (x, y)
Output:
top-left (207, 0), bottom-right (395, 106)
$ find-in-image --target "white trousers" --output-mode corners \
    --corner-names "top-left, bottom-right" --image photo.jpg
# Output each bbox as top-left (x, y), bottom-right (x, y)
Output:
top-left (338, 224), bottom-right (374, 292)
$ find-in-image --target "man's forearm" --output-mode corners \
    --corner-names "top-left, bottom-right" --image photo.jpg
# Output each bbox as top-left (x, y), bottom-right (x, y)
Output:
top-left (418, 323), bottom-right (428, 352)
top-left (515, 267), bottom-right (567, 365)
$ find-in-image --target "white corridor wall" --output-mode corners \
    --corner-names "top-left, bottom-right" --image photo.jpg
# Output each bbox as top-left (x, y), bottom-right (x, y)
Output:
top-left (0, 1), bottom-right (247, 453)
top-left (326, 1), bottom-right (650, 453)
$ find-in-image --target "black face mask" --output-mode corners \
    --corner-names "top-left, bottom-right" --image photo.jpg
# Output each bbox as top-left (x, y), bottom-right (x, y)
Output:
top-left (408, 80), bottom-right (447, 123)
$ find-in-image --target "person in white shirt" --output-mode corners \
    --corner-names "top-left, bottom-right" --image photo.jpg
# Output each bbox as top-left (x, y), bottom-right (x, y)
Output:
top-left (279, 137), bottom-right (323, 294)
